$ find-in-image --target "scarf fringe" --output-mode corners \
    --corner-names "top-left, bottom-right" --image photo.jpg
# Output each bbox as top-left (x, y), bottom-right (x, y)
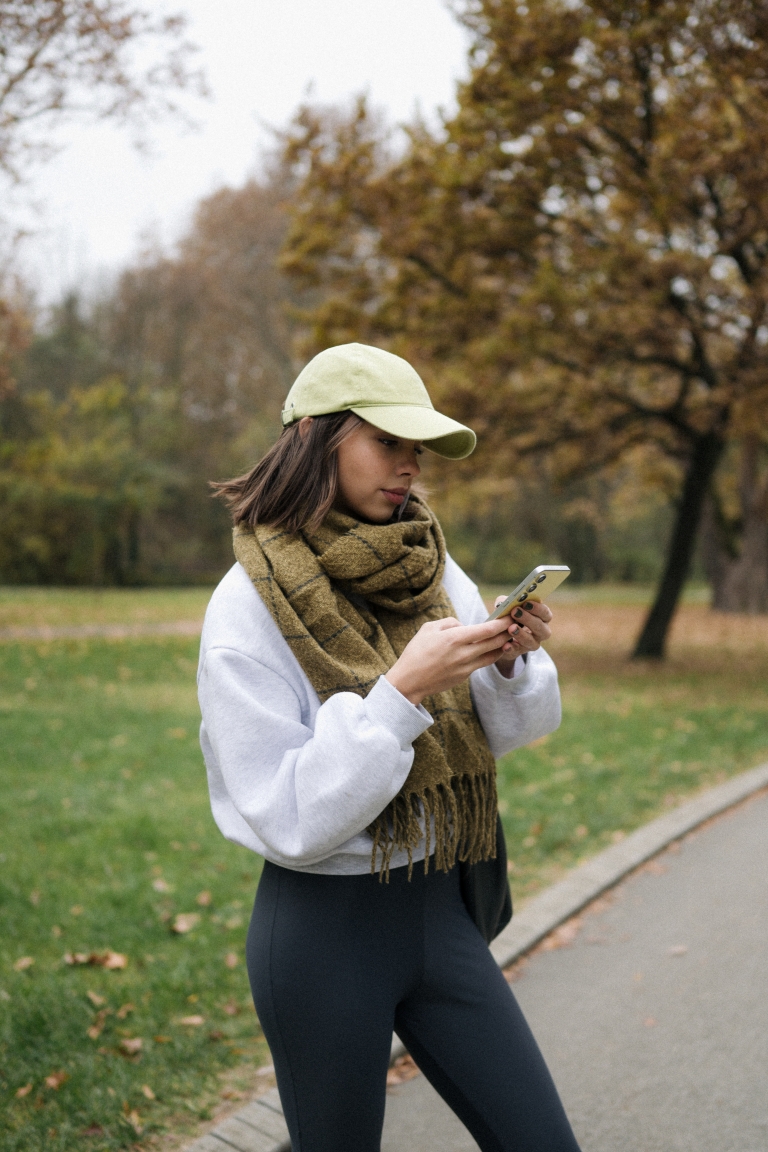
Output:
top-left (369, 773), bottom-right (498, 880)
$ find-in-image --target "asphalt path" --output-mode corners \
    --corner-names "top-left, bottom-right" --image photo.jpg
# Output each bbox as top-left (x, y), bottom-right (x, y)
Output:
top-left (381, 789), bottom-right (768, 1152)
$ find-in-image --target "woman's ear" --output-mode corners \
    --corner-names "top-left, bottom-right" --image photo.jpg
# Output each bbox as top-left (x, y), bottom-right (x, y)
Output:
top-left (298, 416), bottom-right (314, 440)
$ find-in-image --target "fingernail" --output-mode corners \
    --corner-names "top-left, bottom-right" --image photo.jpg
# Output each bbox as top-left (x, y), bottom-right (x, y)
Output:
top-left (514, 609), bottom-right (523, 619)
top-left (510, 625), bottom-right (520, 634)
top-left (503, 643), bottom-right (512, 651)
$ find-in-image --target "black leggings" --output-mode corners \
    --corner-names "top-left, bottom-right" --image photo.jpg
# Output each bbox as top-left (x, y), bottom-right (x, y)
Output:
top-left (247, 859), bottom-right (581, 1152)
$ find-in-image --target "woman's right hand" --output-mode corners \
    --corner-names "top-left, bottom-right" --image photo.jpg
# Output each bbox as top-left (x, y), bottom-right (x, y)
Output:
top-left (385, 617), bottom-right (514, 706)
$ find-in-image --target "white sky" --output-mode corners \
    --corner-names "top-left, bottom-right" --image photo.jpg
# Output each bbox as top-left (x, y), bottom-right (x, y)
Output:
top-left (8, 0), bottom-right (470, 303)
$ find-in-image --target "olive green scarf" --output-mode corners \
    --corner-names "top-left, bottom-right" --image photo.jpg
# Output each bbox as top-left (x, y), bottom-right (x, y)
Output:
top-left (233, 497), bottom-right (498, 875)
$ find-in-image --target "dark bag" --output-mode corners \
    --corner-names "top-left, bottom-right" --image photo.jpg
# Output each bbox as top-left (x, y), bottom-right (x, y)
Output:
top-left (459, 813), bottom-right (513, 944)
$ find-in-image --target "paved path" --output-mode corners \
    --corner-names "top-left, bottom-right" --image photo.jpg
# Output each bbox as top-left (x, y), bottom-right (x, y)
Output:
top-left (381, 789), bottom-right (768, 1152)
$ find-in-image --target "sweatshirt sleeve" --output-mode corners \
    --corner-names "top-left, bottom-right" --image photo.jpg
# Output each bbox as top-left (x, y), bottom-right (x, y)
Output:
top-left (442, 553), bottom-right (563, 759)
top-left (198, 646), bottom-right (433, 868)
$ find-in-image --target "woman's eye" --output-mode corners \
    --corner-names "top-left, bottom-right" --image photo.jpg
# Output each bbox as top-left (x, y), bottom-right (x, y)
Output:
top-left (414, 446), bottom-right (424, 456)
top-left (378, 438), bottom-right (398, 448)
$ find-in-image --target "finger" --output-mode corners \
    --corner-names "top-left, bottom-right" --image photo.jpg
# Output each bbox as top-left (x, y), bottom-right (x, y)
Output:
top-left (522, 600), bottom-right (553, 624)
top-left (494, 595), bottom-right (507, 608)
top-left (510, 626), bottom-right (540, 653)
top-left (461, 618), bottom-right (515, 642)
top-left (508, 606), bottom-right (551, 641)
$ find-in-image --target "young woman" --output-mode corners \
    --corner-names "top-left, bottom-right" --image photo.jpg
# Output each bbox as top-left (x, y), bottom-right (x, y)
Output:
top-left (198, 343), bottom-right (581, 1152)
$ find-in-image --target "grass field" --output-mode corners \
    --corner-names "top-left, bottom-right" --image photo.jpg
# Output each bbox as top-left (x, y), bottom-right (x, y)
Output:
top-left (1, 585), bottom-right (767, 1151)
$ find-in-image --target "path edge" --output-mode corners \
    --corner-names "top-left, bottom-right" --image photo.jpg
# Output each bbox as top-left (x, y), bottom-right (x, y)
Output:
top-left (185, 762), bottom-right (768, 1152)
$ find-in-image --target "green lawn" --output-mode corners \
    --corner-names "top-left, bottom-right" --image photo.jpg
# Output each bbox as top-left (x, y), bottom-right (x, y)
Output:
top-left (1, 637), bottom-right (268, 1151)
top-left (1, 589), bottom-right (767, 1150)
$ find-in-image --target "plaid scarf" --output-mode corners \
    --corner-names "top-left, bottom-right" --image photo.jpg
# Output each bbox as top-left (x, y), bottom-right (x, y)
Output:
top-left (233, 496), bottom-right (498, 875)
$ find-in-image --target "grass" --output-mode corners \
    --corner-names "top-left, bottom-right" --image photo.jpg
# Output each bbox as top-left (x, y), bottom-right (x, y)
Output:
top-left (0, 589), bottom-right (213, 631)
top-left (1, 585), bottom-right (767, 1150)
top-left (0, 636), bottom-right (268, 1151)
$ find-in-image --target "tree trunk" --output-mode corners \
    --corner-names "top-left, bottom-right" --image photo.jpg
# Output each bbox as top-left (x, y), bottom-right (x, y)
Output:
top-left (705, 437), bottom-right (768, 614)
top-left (633, 432), bottom-right (725, 659)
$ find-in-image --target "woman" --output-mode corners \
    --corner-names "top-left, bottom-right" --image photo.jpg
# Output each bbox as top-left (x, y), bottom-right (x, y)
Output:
top-left (198, 343), bottom-right (580, 1152)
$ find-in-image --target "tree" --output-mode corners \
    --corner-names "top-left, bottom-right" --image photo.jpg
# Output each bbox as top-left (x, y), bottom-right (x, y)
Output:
top-left (0, 0), bottom-right (205, 180)
top-left (279, 0), bottom-right (768, 656)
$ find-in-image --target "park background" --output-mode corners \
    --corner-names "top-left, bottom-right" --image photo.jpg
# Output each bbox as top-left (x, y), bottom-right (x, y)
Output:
top-left (1, 1), bottom-right (768, 1150)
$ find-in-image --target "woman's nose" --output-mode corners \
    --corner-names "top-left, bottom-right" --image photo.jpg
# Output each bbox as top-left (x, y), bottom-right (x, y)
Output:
top-left (399, 451), bottom-right (421, 477)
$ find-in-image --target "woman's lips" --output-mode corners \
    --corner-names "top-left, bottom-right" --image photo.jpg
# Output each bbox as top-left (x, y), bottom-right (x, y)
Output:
top-left (382, 488), bottom-right (408, 505)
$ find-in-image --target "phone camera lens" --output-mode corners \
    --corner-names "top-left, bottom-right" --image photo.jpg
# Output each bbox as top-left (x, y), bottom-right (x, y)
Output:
top-left (518, 594), bottom-right (527, 602)
top-left (537, 574), bottom-right (547, 582)
top-left (526, 583), bottom-right (537, 593)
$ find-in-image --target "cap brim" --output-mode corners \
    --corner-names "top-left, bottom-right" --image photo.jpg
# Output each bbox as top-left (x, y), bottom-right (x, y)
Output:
top-left (349, 404), bottom-right (476, 460)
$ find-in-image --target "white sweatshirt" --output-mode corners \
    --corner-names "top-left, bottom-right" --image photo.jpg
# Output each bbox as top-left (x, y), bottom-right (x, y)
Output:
top-left (197, 556), bottom-right (562, 874)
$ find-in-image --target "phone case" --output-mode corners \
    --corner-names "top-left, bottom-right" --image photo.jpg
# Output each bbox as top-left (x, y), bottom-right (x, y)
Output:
top-left (486, 565), bottom-right (571, 621)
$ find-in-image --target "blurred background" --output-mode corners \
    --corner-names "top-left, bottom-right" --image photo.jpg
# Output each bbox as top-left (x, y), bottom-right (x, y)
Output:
top-left (2, 3), bottom-right (768, 1148)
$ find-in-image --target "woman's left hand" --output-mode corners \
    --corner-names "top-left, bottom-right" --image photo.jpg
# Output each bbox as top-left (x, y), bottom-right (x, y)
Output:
top-left (493, 598), bottom-right (553, 678)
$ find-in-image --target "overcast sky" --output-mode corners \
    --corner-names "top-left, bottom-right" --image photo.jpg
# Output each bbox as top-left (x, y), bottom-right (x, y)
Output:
top-left (9, 0), bottom-right (470, 303)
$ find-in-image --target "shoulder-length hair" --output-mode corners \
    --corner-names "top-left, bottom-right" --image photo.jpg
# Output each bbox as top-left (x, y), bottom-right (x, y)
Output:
top-left (211, 411), bottom-right (363, 534)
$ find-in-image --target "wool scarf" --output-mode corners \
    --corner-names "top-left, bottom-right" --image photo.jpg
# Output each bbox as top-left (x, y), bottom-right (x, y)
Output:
top-left (233, 497), bottom-right (498, 875)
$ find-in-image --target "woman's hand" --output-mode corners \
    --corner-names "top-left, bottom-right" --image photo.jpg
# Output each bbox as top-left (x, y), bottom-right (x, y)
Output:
top-left (493, 598), bottom-right (553, 679)
top-left (385, 617), bottom-right (514, 705)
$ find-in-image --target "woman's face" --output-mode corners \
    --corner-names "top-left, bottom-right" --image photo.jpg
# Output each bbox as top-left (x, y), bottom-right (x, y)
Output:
top-left (333, 419), bottom-right (423, 523)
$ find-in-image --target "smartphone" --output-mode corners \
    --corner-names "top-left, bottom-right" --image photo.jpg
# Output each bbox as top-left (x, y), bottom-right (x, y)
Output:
top-left (486, 565), bottom-right (571, 621)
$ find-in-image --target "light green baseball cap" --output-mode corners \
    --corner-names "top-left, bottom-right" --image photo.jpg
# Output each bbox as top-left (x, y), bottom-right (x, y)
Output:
top-left (281, 343), bottom-right (476, 460)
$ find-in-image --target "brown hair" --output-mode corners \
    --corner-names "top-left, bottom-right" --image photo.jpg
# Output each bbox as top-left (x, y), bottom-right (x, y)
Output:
top-left (211, 411), bottom-right (364, 534)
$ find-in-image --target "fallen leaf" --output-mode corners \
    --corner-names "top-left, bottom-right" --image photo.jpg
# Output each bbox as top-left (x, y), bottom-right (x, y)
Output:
top-left (64, 952), bottom-right (88, 965)
top-left (386, 1055), bottom-right (420, 1087)
top-left (99, 950), bottom-right (128, 970)
top-left (87, 991), bottom-right (106, 1007)
top-left (51, 925), bottom-right (62, 938)
top-left (116, 1002), bottom-right (135, 1019)
top-left (81, 1125), bottom-right (104, 1136)
top-left (541, 918), bottom-right (582, 951)
top-left (152, 878), bottom-right (173, 893)
top-left (196, 890), bottom-right (212, 907)
top-left (225, 915), bottom-right (243, 929)
top-left (29, 891), bottom-right (40, 906)
top-left (222, 999), bottom-right (240, 1016)
top-left (141, 1084), bottom-right (155, 1100)
top-left (669, 944), bottom-right (688, 957)
top-left (224, 952), bottom-right (238, 969)
top-left (208, 1029), bottom-right (224, 1040)
top-left (13, 956), bottom-right (34, 972)
top-left (172, 913), bottom-right (200, 934)
top-left (177, 1015), bottom-right (205, 1026)
top-left (166, 728), bottom-right (187, 739)
top-left (153, 1034), bottom-right (171, 1043)
top-left (70, 905), bottom-right (84, 916)
top-left (45, 1071), bottom-right (69, 1090)
top-left (119, 1037), bottom-right (143, 1055)
top-left (15, 1083), bottom-right (33, 1098)
top-left (87, 1010), bottom-right (109, 1040)
top-left (126, 1108), bottom-right (143, 1134)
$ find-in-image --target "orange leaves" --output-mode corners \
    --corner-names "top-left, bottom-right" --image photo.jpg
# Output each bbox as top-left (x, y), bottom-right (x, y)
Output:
top-left (15, 1083), bottom-right (33, 1098)
top-left (63, 949), bottom-right (127, 968)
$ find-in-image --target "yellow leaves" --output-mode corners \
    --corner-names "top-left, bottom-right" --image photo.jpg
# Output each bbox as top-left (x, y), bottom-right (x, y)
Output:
top-left (69, 904), bottom-right (83, 916)
top-left (15, 1083), bottom-right (33, 1098)
top-left (196, 889), bottom-right (212, 906)
top-left (116, 1001), bottom-right (134, 1019)
top-left (172, 912), bottom-right (200, 934)
top-left (224, 951), bottom-right (239, 969)
top-left (141, 1083), bottom-right (156, 1100)
top-left (13, 956), bottom-right (34, 971)
top-left (177, 1014), bottom-right (205, 1026)
top-left (87, 990), bottom-right (106, 1007)
top-left (152, 877), bottom-right (174, 893)
top-left (29, 890), bottom-right (40, 906)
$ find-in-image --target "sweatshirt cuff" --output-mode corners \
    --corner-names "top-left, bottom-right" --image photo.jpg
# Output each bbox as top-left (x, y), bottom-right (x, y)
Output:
top-left (477, 653), bottom-right (536, 695)
top-left (365, 675), bottom-right (434, 748)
